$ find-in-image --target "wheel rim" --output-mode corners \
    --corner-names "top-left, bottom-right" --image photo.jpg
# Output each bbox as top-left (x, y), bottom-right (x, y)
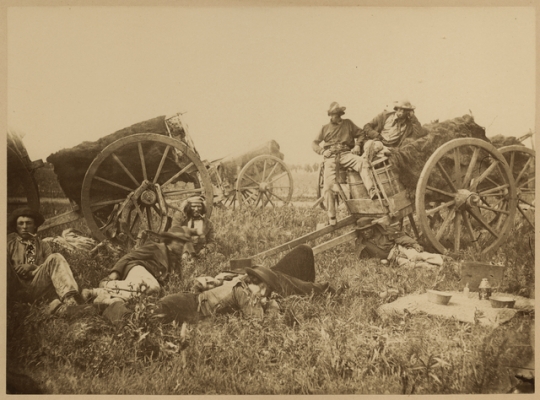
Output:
top-left (7, 147), bottom-right (40, 215)
top-left (236, 155), bottom-right (293, 208)
top-left (499, 145), bottom-right (535, 229)
top-left (416, 138), bottom-right (517, 255)
top-left (81, 133), bottom-right (213, 245)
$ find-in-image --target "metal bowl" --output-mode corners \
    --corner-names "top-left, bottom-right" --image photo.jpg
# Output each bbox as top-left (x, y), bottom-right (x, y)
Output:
top-left (427, 290), bottom-right (452, 305)
top-left (490, 296), bottom-right (516, 309)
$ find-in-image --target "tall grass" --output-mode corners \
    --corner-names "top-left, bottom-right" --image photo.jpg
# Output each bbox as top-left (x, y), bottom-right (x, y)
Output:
top-left (7, 200), bottom-right (534, 394)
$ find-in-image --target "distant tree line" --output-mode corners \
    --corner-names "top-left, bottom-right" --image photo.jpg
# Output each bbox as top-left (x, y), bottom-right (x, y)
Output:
top-left (288, 163), bottom-right (320, 173)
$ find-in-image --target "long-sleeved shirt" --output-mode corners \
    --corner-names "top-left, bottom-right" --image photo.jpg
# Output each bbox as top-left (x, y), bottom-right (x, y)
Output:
top-left (7, 232), bottom-right (52, 277)
top-left (312, 119), bottom-right (363, 155)
top-left (363, 111), bottom-right (423, 147)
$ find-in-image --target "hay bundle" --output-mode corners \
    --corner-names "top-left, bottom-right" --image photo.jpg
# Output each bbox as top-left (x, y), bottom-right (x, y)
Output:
top-left (47, 116), bottom-right (169, 204)
top-left (389, 115), bottom-right (488, 194)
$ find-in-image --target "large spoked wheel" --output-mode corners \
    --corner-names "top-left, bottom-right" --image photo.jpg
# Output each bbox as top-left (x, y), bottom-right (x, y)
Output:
top-left (236, 155), bottom-right (293, 208)
top-left (499, 145), bottom-right (535, 229)
top-left (81, 133), bottom-right (213, 245)
top-left (7, 147), bottom-right (40, 215)
top-left (416, 138), bottom-right (517, 255)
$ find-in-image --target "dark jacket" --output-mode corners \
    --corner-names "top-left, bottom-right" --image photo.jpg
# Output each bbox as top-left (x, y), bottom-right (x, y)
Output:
top-left (363, 111), bottom-right (423, 147)
top-left (110, 242), bottom-right (178, 284)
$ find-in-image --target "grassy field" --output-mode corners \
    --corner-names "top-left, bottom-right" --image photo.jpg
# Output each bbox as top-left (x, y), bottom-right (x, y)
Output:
top-left (6, 170), bottom-right (535, 394)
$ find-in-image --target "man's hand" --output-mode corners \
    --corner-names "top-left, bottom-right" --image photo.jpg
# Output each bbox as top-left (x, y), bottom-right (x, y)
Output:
top-left (322, 149), bottom-right (332, 158)
top-left (413, 244), bottom-right (424, 253)
top-left (351, 145), bottom-right (361, 155)
top-left (366, 131), bottom-right (380, 140)
top-left (15, 263), bottom-right (36, 279)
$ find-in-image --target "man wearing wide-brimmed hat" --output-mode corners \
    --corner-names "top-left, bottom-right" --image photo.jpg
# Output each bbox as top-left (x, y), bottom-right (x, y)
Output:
top-left (82, 225), bottom-right (197, 305)
top-left (7, 207), bottom-right (80, 315)
top-left (171, 195), bottom-right (216, 260)
top-left (312, 102), bottom-right (364, 226)
top-left (363, 99), bottom-right (424, 148)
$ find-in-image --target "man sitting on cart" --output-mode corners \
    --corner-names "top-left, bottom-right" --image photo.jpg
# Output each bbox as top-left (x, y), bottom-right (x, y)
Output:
top-left (363, 100), bottom-right (423, 148)
top-left (312, 102), bottom-right (365, 225)
top-left (7, 207), bottom-right (81, 315)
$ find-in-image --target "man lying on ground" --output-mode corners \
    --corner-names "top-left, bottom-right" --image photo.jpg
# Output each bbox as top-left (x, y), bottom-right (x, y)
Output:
top-left (82, 225), bottom-right (197, 305)
top-left (76, 245), bottom-right (334, 325)
top-left (356, 217), bottom-right (443, 269)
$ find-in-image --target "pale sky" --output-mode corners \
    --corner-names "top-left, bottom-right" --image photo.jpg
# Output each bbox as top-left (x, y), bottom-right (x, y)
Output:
top-left (8, 6), bottom-right (536, 166)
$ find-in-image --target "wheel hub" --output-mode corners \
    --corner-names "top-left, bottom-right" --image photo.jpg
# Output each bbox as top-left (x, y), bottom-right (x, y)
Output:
top-left (259, 182), bottom-right (268, 192)
top-left (454, 189), bottom-right (479, 209)
top-left (140, 189), bottom-right (157, 205)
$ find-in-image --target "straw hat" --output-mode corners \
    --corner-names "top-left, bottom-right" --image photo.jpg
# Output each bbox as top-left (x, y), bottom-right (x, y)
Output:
top-left (327, 102), bottom-right (346, 116)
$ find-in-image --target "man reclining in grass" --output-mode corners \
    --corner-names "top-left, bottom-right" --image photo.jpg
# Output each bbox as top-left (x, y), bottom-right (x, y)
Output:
top-left (7, 207), bottom-right (81, 316)
top-left (82, 225), bottom-right (197, 305)
top-left (80, 245), bottom-right (334, 326)
top-left (356, 217), bottom-right (443, 269)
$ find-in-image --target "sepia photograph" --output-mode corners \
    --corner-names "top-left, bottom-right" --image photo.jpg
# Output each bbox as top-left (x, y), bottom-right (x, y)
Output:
top-left (5, 2), bottom-right (536, 395)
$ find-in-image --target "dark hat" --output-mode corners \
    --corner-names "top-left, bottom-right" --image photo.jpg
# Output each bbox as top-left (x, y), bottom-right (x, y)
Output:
top-left (8, 207), bottom-right (45, 232)
top-left (357, 217), bottom-right (376, 229)
top-left (160, 225), bottom-right (196, 242)
top-left (245, 266), bottom-right (280, 292)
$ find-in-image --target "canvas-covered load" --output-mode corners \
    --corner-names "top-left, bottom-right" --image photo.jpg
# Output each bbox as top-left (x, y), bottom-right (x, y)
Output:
top-left (388, 114), bottom-right (489, 195)
top-left (213, 140), bottom-right (284, 187)
top-left (47, 115), bottom-right (189, 205)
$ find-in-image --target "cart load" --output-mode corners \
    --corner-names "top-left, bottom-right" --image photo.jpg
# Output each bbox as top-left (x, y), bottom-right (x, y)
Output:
top-left (388, 114), bottom-right (489, 196)
top-left (47, 115), bottom-right (173, 205)
top-left (7, 127), bottom-right (43, 213)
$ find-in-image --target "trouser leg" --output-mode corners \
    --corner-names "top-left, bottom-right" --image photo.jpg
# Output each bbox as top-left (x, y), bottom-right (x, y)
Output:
top-left (323, 157), bottom-right (338, 219)
top-left (30, 253), bottom-right (79, 302)
top-left (97, 265), bottom-right (161, 302)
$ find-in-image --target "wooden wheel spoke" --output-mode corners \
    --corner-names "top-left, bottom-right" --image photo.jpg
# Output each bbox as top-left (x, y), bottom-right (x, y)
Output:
top-left (478, 183), bottom-right (509, 196)
top-left (129, 212), bottom-right (140, 233)
top-left (453, 210), bottom-right (461, 253)
top-left (261, 160), bottom-right (267, 181)
top-left (162, 162), bottom-right (196, 188)
top-left (94, 176), bottom-right (133, 192)
top-left (476, 203), bottom-right (510, 215)
top-left (453, 147), bottom-right (462, 188)
top-left (112, 153), bottom-right (140, 187)
top-left (264, 163), bottom-right (279, 182)
top-left (268, 171), bottom-right (288, 185)
top-left (164, 200), bottom-right (182, 213)
top-left (146, 207), bottom-right (153, 231)
top-left (436, 208), bottom-right (455, 241)
top-left (473, 161), bottom-right (499, 188)
top-left (426, 185), bottom-right (455, 198)
top-left (138, 142), bottom-right (148, 181)
top-left (268, 191), bottom-right (287, 203)
top-left (153, 145), bottom-right (171, 184)
top-left (515, 157), bottom-right (533, 186)
top-left (463, 148), bottom-right (480, 187)
top-left (426, 199), bottom-right (456, 216)
top-left (509, 151), bottom-right (515, 173)
top-left (518, 176), bottom-right (535, 190)
top-left (242, 189), bottom-right (258, 204)
top-left (242, 173), bottom-right (261, 186)
top-left (518, 205), bottom-right (535, 228)
top-left (151, 204), bottom-right (163, 215)
top-left (90, 198), bottom-right (125, 211)
top-left (462, 211), bottom-right (481, 252)
top-left (264, 191), bottom-right (275, 207)
top-left (518, 197), bottom-right (535, 208)
top-left (436, 162), bottom-right (457, 192)
top-left (467, 208), bottom-right (500, 239)
top-left (162, 187), bottom-right (204, 197)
